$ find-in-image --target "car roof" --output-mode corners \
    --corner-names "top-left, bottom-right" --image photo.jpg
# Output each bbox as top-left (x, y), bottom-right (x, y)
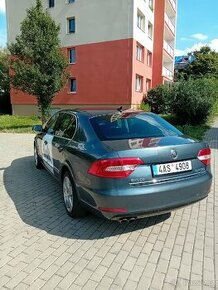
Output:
top-left (56, 108), bottom-right (148, 118)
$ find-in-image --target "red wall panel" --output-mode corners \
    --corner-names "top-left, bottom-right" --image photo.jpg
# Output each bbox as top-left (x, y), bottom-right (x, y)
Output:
top-left (11, 39), bottom-right (133, 106)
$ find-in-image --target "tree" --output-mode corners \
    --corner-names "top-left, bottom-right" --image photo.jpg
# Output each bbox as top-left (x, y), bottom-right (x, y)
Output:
top-left (0, 48), bottom-right (10, 96)
top-left (9, 0), bottom-right (68, 123)
top-left (175, 46), bottom-right (218, 81)
top-left (0, 48), bottom-right (11, 114)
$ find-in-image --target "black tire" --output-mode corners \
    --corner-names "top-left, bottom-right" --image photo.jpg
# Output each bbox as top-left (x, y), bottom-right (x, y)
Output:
top-left (34, 143), bottom-right (43, 169)
top-left (62, 171), bottom-right (87, 218)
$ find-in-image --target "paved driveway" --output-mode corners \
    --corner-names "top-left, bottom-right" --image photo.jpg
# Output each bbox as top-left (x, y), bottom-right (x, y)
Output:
top-left (0, 125), bottom-right (217, 290)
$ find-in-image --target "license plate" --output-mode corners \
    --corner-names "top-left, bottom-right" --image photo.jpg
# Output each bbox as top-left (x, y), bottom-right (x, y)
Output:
top-left (152, 160), bottom-right (192, 176)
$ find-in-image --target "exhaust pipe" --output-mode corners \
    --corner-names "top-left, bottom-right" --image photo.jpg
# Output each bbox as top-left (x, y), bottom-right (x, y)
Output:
top-left (119, 217), bottom-right (137, 223)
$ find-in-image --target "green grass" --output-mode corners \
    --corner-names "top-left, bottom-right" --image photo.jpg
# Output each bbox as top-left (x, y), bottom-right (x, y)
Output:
top-left (0, 115), bottom-right (40, 133)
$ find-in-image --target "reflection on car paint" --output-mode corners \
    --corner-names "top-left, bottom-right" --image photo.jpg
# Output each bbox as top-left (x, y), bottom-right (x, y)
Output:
top-left (42, 134), bottom-right (54, 173)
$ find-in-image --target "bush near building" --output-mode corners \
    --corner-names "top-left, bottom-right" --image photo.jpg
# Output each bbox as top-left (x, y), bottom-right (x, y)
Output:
top-left (146, 78), bottom-right (218, 125)
top-left (146, 84), bottom-right (172, 114)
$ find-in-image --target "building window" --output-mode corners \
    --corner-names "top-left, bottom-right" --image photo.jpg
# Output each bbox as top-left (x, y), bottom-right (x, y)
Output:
top-left (68, 18), bottom-right (75, 33)
top-left (137, 10), bottom-right (145, 31)
top-left (68, 0), bottom-right (75, 3)
top-left (147, 51), bottom-right (152, 67)
top-left (136, 43), bottom-right (144, 62)
top-left (69, 48), bottom-right (76, 64)
top-left (136, 75), bottom-right (143, 92)
top-left (70, 79), bottom-right (76, 93)
top-left (149, 0), bottom-right (154, 11)
top-left (49, 0), bottom-right (55, 8)
top-left (146, 79), bottom-right (151, 91)
top-left (148, 21), bottom-right (153, 39)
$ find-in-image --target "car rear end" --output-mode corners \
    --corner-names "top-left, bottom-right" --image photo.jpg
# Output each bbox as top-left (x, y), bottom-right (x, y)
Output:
top-left (85, 112), bottom-right (212, 221)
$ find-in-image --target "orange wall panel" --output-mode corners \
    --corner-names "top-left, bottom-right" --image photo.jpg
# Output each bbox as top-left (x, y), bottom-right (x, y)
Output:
top-left (152, 0), bottom-right (165, 87)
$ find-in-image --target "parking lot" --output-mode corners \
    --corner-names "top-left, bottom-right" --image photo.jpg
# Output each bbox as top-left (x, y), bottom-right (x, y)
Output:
top-left (0, 126), bottom-right (217, 290)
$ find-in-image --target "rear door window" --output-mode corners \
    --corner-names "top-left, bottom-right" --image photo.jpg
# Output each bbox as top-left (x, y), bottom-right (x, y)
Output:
top-left (54, 113), bottom-right (77, 139)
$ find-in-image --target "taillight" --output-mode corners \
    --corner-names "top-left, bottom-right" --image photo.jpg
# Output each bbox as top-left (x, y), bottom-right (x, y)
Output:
top-left (88, 157), bottom-right (144, 178)
top-left (98, 207), bottom-right (127, 213)
top-left (197, 148), bottom-right (211, 166)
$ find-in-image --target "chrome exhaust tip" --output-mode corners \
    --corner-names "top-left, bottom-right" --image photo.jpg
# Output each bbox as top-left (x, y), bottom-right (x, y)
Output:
top-left (119, 217), bottom-right (137, 223)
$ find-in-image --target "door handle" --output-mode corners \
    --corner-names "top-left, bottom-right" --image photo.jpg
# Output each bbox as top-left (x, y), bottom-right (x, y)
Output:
top-left (54, 143), bottom-right (63, 152)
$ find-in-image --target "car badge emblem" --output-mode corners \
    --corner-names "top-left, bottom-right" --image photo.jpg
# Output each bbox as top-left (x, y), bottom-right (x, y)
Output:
top-left (171, 149), bottom-right (177, 160)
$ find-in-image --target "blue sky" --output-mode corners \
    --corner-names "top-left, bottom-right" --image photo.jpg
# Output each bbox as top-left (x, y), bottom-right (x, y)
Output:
top-left (0, 0), bottom-right (218, 55)
top-left (176, 0), bottom-right (218, 55)
top-left (0, 0), bottom-right (6, 47)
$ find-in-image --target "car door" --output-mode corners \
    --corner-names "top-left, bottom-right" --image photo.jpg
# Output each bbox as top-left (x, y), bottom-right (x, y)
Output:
top-left (40, 113), bottom-right (60, 174)
top-left (52, 113), bottom-right (77, 178)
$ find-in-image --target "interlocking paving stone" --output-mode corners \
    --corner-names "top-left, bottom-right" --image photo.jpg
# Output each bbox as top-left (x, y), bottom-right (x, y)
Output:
top-left (0, 123), bottom-right (218, 289)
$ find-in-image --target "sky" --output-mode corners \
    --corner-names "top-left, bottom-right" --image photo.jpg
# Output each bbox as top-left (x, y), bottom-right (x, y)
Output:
top-left (0, 0), bottom-right (218, 56)
top-left (176, 0), bottom-right (218, 55)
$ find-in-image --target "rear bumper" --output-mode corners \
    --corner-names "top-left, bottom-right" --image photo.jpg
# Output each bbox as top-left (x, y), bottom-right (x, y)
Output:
top-left (79, 172), bottom-right (212, 220)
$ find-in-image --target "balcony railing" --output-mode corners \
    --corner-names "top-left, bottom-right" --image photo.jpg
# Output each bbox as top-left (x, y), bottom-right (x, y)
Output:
top-left (162, 67), bottom-right (173, 80)
top-left (164, 40), bottom-right (174, 57)
top-left (169, 0), bottom-right (176, 11)
top-left (165, 13), bottom-right (175, 34)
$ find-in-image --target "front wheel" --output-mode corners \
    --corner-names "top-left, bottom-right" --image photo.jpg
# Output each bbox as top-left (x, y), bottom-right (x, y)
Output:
top-left (62, 171), bottom-right (87, 218)
top-left (34, 143), bottom-right (43, 169)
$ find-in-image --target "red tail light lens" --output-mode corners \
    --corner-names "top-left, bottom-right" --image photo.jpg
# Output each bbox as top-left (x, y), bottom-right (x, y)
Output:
top-left (88, 157), bottom-right (144, 178)
top-left (98, 207), bottom-right (127, 213)
top-left (197, 148), bottom-right (211, 166)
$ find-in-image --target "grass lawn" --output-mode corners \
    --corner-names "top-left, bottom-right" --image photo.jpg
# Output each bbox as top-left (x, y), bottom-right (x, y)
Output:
top-left (0, 115), bottom-right (40, 133)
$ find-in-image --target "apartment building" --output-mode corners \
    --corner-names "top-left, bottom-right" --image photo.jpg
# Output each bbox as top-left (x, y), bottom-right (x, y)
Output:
top-left (6, 0), bottom-right (177, 115)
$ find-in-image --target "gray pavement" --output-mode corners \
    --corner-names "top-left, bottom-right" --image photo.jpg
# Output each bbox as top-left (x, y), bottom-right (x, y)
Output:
top-left (0, 122), bottom-right (218, 290)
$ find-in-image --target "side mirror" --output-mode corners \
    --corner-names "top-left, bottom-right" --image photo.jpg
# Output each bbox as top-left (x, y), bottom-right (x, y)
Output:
top-left (32, 125), bottom-right (42, 133)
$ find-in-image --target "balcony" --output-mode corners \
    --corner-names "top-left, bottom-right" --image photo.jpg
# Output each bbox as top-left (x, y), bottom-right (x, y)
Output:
top-left (168, 0), bottom-right (176, 12)
top-left (162, 67), bottom-right (173, 80)
top-left (164, 40), bottom-right (174, 58)
top-left (165, 13), bottom-right (175, 34)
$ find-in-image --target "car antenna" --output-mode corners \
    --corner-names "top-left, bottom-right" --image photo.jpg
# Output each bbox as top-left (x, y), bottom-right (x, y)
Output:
top-left (117, 106), bottom-right (123, 113)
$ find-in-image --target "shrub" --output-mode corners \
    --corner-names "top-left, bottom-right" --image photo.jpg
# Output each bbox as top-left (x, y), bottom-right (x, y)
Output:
top-left (146, 84), bottom-right (172, 114)
top-left (139, 103), bottom-right (150, 112)
top-left (170, 78), bottom-right (218, 125)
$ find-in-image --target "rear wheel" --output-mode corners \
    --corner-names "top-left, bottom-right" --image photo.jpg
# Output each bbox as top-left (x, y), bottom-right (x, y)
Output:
top-left (62, 171), bottom-right (86, 218)
top-left (34, 143), bottom-right (43, 169)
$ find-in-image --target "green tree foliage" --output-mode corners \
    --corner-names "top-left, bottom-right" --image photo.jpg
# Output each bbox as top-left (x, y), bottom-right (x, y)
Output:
top-left (176, 46), bottom-right (218, 81)
top-left (145, 78), bottom-right (218, 125)
top-left (9, 0), bottom-right (68, 123)
top-left (146, 84), bottom-right (172, 114)
top-left (0, 48), bottom-right (11, 113)
top-left (0, 48), bottom-right (10, 96)
top-left (170, 78), bottom-right (217, 125)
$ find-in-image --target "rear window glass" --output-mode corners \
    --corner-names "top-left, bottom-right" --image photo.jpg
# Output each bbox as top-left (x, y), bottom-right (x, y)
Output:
top-left (90, 112), bottom-right (182, 141)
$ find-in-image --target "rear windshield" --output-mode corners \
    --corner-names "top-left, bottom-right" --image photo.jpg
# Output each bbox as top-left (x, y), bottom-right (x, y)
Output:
top-left (90, 112), bottom-right (182, 141)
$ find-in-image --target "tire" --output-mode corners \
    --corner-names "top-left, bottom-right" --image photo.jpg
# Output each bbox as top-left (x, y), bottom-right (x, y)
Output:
top-left (62, 171), bottom-right (87, 218)
top-left (34, 143), bottom-right (43, 169)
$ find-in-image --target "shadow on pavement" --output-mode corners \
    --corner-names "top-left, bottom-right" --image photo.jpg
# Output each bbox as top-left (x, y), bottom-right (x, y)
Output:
top-left (4, 156), bottom-right (171, 240)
